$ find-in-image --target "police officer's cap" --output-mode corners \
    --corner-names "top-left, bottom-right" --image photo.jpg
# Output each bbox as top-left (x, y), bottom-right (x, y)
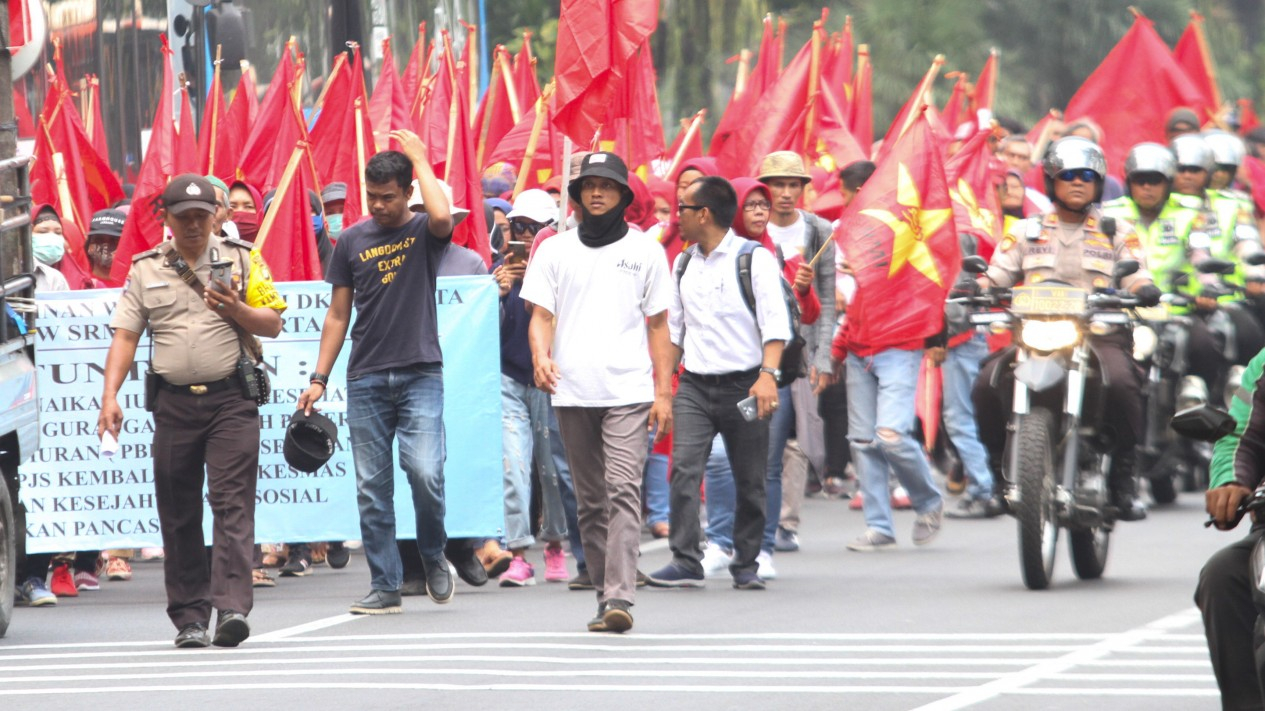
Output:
top-left (162, 174), bottom-right (219, 215)
top-left (284, 410), bottom-right (338, 473)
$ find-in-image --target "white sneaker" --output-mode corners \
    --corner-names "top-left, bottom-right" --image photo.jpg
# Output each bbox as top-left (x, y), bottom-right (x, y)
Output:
top-left (700, 542), bottom-right (733, 577)
top-left (755, 550), bottom-right (777, 580)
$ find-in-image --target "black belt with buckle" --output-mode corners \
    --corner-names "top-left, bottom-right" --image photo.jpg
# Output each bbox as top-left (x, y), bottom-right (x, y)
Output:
top-left (684, 367), bottom-right (760, 385)
top-left (158, 374), bottom-right (239, 396)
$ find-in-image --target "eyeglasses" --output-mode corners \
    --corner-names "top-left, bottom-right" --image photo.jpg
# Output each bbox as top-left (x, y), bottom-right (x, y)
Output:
top-left (678, 203), bottom-right (705, 212)
top-left (1129, 173), bottom-right (1167, 186)
top-left (510, 221), bottom-right (544, 236)
top-left (1056, 169), bottom-right (1098, 183)
top-left (743, 201), bottom-right (771, 212)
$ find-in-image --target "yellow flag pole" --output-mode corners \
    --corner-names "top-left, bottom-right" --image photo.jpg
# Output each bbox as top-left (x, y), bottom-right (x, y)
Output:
top-left (498, 48), bottom-right (521, 122)
top-left (476, 52), bottom-right (503, 169)
top-left (207, 45), bottom-right (223, 176)
top-left (354, 98), bottom-right (369, 217)
top-left (252, 143), bottom-right (307, 255)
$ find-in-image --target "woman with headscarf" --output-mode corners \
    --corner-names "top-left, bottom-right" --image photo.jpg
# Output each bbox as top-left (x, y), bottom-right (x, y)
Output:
top-left (658, 157), bottom-right (719, 265)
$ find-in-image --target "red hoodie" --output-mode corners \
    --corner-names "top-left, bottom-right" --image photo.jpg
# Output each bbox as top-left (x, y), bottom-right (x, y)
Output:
top-left (730, 177), bottom-right (820, 326)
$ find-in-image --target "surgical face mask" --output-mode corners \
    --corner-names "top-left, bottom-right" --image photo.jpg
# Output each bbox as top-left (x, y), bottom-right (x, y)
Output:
top-left (326, 213), bottom-right (343, 238)
top-left (32, 231), bottom-right (65, 266)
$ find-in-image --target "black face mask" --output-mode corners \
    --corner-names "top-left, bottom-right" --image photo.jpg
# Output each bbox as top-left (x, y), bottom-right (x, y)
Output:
top-left (577, 190), bottom-right (634, 249)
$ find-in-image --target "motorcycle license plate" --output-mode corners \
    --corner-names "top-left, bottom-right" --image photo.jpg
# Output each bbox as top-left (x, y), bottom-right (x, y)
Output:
top-left (1010, 285), bottom-right (1087, 316)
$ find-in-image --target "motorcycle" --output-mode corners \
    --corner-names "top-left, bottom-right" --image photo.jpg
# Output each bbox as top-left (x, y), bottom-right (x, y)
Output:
top-left (959, 256), bottom-right (1141, 590)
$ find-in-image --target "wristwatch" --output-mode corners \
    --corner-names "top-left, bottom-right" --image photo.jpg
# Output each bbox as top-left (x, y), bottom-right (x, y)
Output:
top-left (759, 366), bottom-right (781, 380)
top-left (310, 372), bottom-right (330, 387)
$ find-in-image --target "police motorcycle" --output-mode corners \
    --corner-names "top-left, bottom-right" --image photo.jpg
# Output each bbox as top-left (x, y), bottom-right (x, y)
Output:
top-left (1135, 257), bottom-right (1261, 503)
top-left (958, 255), bottom-right (1141, 590)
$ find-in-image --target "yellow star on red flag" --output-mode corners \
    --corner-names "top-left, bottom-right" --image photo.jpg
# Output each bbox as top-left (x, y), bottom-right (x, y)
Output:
top-left (860, 163), bottom-right (953, 287)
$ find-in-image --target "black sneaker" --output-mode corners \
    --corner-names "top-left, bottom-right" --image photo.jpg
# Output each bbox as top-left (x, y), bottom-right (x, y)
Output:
top-left (448, 549), bottom-right (489, 587)
top-left (601, 599), bottom-right (634, 633)
top-left (349, 589), bottom-right (403, 615)
top-left (326, 542), bottom-right (350, 569)
top-left (568, 570), bottom-right (594, 591)
top-left (279, 554), bottom-right (312, 577)
top-left (587, 602), bottom-right (608, 632)
top-left (424, 558), bottom-right (455, 604)
top-left (646, 562), bottom-right (705, 588)
top-left (212, 610), bottom-right (250, 648)
top-left (175, 622), bottom-right (210, 648)
top-left (732, 570), bottom-right (766, 590)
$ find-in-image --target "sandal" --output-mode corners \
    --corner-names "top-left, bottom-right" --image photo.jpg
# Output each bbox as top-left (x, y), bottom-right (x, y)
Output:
top-left (252, 568), bottom-right (276, 588)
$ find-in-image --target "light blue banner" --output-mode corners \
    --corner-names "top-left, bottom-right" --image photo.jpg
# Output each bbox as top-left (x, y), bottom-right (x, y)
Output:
top-left (20, 276), bottom-right (504, 553)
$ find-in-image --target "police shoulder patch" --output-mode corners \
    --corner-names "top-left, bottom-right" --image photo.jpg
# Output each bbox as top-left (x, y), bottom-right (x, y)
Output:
top-left (222, 237), bottom-right (255, 251)
top-left (131, 247), bottom-right (161, 262)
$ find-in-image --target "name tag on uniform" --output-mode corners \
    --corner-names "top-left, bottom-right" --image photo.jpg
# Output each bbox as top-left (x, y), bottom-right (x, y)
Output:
top-left (1159, 219), bottom-right (1178, 246)
top-left (144, 282), bottom-right (170, 289)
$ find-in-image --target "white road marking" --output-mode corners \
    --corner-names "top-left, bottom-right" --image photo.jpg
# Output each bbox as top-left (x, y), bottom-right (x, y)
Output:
top-left (250, 613), bottom-right (364, 642)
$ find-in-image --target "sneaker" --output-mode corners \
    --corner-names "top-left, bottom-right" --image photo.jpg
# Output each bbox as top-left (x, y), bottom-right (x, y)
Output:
top-left (732, 570), bottom-right (767, 590)
top-left (912, 506), bottom-right (944, 546)
top-left (543, 544), bottom-right (568, 582)
top-left (18, 577), bottom-right (57, 606)
top-left (700, 543), bottom-right (734, 578)
top-left (601, 599), bottom-right (634, 633)
top-left (636, 569), bottom-right (649, 588)
top-left (847, 529), bottom-right (897, 552)
top-left (279, 554), bottom-right (312, 577)
top-left (349, 589), bottom-right (403, 615)
top-left (251, 568), bottom-right (276, 588)
top-left (891, 486), bottom-right (913, 509)
top-left (849, 491), bottom-right (865, 510)
top-left (106, 557), bottom-right (132, 581)
top-left (755, 550), bottom-right (777, 580)
top-left (424, 558), bottom-right (455, 604)
top-left (212, 610), bottom-right (250, 648)
top-left (140, 547), bottom-right (165, 561)
top-left (568, 570), bottom-right (594, 591)
top-left (774, 526), bottom-right (800, 552)
top-left (499, 556), bottom-right (536, 587)
top-left (587, 602), bottom-right (608, 632)
top-left (823, 477), bottom-right (849, 498)
top-left (646, 561), bottom-right (705, 588)
top-left (74, 570), bottom-right (101, 591)
top-left (945, 496), bottom-right (1005, 520)
top-left (326, 542), bottom-right (351, 569)
top-left (49, 564), bottom-right (78, 598)
top-left (175, 623), bottom-right (209, 648)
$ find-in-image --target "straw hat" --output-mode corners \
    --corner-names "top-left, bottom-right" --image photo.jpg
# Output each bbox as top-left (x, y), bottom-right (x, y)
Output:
top-left (756, 151), bottom-right (811, 183)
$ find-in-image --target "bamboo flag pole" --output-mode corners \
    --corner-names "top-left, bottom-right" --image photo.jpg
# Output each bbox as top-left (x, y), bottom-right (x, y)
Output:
top-left (512, 82), bottom-right (555, 200)
top-left (207, 45), bottom-right (223, 176)
top-left (894, 54), bottom-right (945, 145)
top-left (804, 16), bottom-right (825, 156)
top-left (734, 49), bottom-right (752, 98)
top-left (664, 109), bottom-right (706, 180)
top-left (252, 143), bottom-right (307, 254)
top-left (476, 53), bottom-right (502, 169)
top-left (444, 34), bottom-right (459, 182)
top-left (466, 24), bottom-right (479, 126)
top-left (498, 47), bottom-right (522, 121)
top-left (312, 51), bottom-right (347, 115)
top-left (354, 97), bottom-right (369, 217)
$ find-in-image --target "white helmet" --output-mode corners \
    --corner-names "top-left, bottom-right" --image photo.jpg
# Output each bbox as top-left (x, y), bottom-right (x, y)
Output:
top-left (1170, 134), bottom-right (1216, 173)
top-left (1203, 130), bottom-right (1247, 168)
top-left (1123, 143), bottom-right (1176, 181)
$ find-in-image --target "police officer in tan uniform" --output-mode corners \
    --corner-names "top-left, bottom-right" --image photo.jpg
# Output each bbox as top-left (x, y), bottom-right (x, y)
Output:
top-left (972, 137), bottom-right (1162, 521)
top-left (97, 174), bottom-right (287, 649)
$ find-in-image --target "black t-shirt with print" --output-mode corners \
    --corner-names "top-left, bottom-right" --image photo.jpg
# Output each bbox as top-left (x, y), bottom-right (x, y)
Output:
top-left (326, 212), bottom-right (450, 377)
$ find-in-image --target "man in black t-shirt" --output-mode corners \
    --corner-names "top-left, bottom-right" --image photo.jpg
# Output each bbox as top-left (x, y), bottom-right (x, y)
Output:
top-left (298, 129), bottom-right (456, 615)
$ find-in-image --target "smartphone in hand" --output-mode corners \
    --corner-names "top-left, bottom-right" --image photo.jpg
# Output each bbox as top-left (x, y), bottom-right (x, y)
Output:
top-left (506, 241), bottom-right (529, 265)
top-left (209, 261), bottom-right (233, 293)
top-left (737, 396), bottom-right (758, 422)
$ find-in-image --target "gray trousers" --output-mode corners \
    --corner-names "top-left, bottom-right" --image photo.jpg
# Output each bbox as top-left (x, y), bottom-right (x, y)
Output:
top-left (554, 403), bottom-right (650, 604)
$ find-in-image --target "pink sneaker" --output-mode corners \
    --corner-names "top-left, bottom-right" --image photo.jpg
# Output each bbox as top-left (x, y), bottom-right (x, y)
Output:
top-left (543, 545), bottom-right (568, 582)
top-left (849, 491), bottom-right (864, 510)
top-left (498, 556), bottom-right (536, 587)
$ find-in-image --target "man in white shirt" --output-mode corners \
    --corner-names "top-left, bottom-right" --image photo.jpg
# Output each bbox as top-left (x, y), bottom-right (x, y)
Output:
top-left (521, 153), bottom-right (675, 634)
top-left (646, 176), bottom-right (791, 591)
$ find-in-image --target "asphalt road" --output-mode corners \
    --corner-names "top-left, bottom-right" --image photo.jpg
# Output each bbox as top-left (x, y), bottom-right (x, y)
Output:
top-left (0, 489), bottom-right (1231, 710)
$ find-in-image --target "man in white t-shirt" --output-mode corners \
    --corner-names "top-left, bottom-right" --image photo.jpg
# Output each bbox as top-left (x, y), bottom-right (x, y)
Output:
top-left (520, 153), bottom-right (675, 634)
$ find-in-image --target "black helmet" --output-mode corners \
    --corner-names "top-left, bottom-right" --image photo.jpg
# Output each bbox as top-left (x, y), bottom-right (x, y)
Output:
top-left (284, 410), bottom-right (338, 473)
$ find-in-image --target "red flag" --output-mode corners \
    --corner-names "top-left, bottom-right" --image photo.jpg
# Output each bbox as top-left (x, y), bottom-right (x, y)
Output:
top-left (199, 59), bottom-right (239, 181)
top-left (1173, 11), bottom-right (1220, 120)
top-left (836, 109), bottom-right (960, 350)
top-left (972, 49), bottom-right (997, 115)
top-left (401, 23), bottom-right (428, 109)
top-left (1240, 99), bottom-right (1260, 135)
top-left (1065, 12), bottom-right (1205, 179)
top-left (253, 144), bottom-right (323, 281)
top-left (176, 79), bottom-right (198, 175)
top-left (877, 56), bottom-right (944, 165)
top-left (111, 36), bottom-right (185, 282)
top-left (237, 48), bottom-right (298, 189)
top-left (941, 72), bottom-right (968, 134)
top-left (849, 45), bottom-right (873, 154)
top-left (475, 46), bottom-right (523, 168)
top-left (485, 92), bottom-right (561, 189)
top-left (85, 76), bottom-right (109, 161)
top-left (715, 36), bottom-right (814, 178)
top-left (710, 16), bottom-right (777, 157)
top-left (609, 40), bottom-right (665, 171)
top-left (945, 127), bottom-right (1006, 261)
top-left (368, 38), bottom-right (411, 153)
top-left (438, 36), bottom-right (490, 264)
top-left (512, 32), bottom-right (541, 109)
top-left (309, 46), bottom-right (375, 224)
top-left (9, 1), bottom-right (31, 48)
top-left (552, 0), bottom-right (659, 146)
top-left (225, 61), bottom-right (259, 145)
top-left (663, 111), bottom-right (705, 173)
top-left (417, 36), bottom-right (457, 169)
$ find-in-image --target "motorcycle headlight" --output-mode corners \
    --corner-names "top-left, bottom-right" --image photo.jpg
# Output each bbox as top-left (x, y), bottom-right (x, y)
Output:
top-left (1132, 325), bottom-right (1157, 361)
top-left (1020, 320), bottom-right (1080, 352)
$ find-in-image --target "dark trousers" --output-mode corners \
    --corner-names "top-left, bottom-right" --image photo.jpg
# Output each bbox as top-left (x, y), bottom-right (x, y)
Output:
top-left (669, 371), bottom-right (770, 577)
top-left (1195, 528), bottom-right (1265, 711)
top-left (152, 388), bottom-right (259, 630)
top-left (972, 334), bottom-right (1143, 461)
top-left (818, 376), bottom-right (850, 478)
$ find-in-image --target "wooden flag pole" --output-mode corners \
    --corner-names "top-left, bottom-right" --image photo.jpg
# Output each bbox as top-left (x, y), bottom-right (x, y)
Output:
top-left (208, 45), bottom-right (223, 176)
top-left (511, 80), bottom-right (555, 199)
top-left (476, 52), bottom-right (503, 168)
top-left (443, 34), bottom-right (459, 182)
top-left (664, 109), bottom-right (706, 180)
top-left (804, 15), bottom-right (825, 156)
top-left (734, 49), bottom-right (752, 98)
top-left (498, 47), bottom-right (522, 122)
top-left (354, 98), bottom-right (369, 218)
top-left (895, 54), bottom-right (945, 144)
top-left (252, 142), bottom-right (307, 254)
top-left (312, 51), bottom-right (348, 115)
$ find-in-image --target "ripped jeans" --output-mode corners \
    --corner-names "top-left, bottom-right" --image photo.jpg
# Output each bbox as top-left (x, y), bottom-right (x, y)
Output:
top-left (845, 349), bottom-right (942, 539)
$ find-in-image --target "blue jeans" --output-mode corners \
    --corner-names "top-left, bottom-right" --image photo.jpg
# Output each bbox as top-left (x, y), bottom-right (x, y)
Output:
top-left (762, 383), bottom-right (795, 552)
top-left (546, 404), bottom-right (585, 571)
top-left (643, 433), bottom-right (670, 526)
top-left (702, 434), bottom-right (734, 550)
top-left (846, 350), bottom-right (942, 539)
top-left (942, 336), bottom-right (993, 500)
top-left (501, 375), bottom-right (540, 549)
top-left (347, 363), bottom-right (447, 592)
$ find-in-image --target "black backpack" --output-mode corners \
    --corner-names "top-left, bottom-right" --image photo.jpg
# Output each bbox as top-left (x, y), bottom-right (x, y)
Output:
top-left (674, 240), bottom-right (806, 388)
